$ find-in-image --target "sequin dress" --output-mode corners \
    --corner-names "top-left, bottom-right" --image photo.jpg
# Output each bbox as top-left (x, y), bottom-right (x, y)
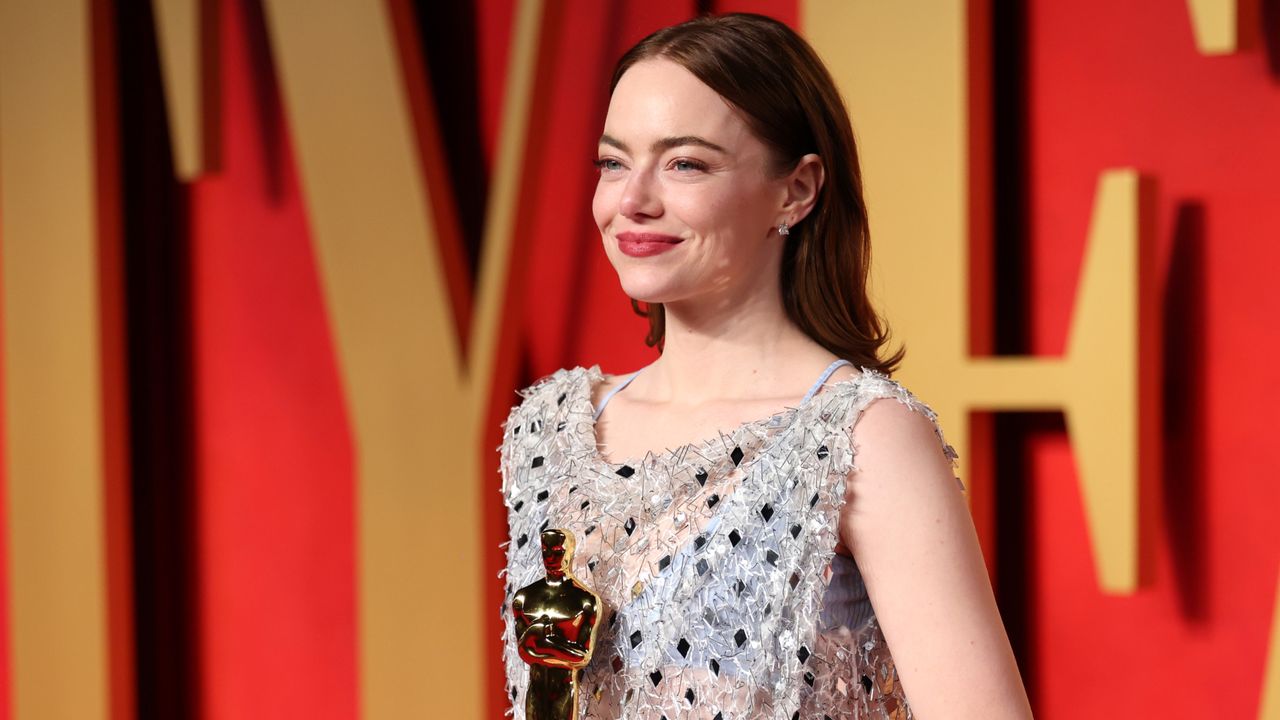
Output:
top-left (498, 361), bottom-right (961, 719)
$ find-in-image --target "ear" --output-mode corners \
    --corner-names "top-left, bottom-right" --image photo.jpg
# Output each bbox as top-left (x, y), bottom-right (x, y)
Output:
top-left (779, 153), bottom-right (824, 226)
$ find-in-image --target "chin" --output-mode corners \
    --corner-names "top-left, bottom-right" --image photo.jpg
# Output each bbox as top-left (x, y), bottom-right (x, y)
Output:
top-left (617, 278), bottom-right (688, 305)
top-left (611, 267), bottom-right (682, 305)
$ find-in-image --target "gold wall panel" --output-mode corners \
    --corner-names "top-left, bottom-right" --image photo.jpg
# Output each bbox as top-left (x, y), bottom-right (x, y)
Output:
top-left (261, 0), bottom-right (543, 716)
top-left (151, 0), bottom-right (218, 178)
top-left (803, 2), bottom-right (1158, 594)
top-left (0, 1), bottom-right (120, 717)
top-left (1263, 567), bottom-right (1280, 720)
top-left (1186, 0), bottom-right (1239, 54)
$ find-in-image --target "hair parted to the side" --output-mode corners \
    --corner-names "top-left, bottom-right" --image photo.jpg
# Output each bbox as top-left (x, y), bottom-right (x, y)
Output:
top-left (611, 12), bottom-right (904, 375)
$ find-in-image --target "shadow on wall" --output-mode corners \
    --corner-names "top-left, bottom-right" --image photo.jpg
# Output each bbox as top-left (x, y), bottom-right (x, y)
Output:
top-left (1161, 201), bottom-right (1209, 623)
top-left (1260, 0), bottom-right (1280, 80)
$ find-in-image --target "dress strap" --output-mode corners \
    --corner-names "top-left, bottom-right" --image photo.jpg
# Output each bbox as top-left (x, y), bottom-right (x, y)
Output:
top-left (593, 368), bottom-right (644, 422)
top-left (596, 360), bottom-right (850, 421)
top-left (801, 358), bottom-right (854, 404)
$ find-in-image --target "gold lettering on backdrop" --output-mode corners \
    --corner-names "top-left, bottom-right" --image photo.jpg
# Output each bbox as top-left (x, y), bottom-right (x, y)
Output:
top-left (0, 1), bottom-right (127, 719)
top-left (1186, 0), bottom-right (1239, 54)
top-left (1263, 566), bottom-right (1280, 719)
top-left (803, 3), bottom-right (1159, 594)
top-left (151, 0), bottom-right (219, 178)
top-left (261, 0), bottom-right (544, 717)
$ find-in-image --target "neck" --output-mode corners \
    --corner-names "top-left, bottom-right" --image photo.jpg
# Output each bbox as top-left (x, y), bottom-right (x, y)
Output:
top-left (644, 280), bottom-right (817, 404)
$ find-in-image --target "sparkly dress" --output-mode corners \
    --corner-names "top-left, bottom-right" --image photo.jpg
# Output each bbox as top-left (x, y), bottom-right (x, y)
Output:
top-left (498, 361), bottom-right (961, 719)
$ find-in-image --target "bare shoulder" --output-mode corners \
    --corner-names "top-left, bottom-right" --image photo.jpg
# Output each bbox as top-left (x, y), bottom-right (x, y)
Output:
top-left (842, 391), bottom-right (962, 509)
top-left (837, 392), bottom-right (1032, 718)
top-left (590, 371), bottom-right (627, 408)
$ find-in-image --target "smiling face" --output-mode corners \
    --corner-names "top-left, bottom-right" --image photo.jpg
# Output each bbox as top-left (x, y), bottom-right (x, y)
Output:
top-left (592, 58), bottom-right (791, 309)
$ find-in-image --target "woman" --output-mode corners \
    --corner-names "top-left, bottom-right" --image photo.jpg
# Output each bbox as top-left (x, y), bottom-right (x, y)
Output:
top-left (500, 13), bottom-right (1032, 719)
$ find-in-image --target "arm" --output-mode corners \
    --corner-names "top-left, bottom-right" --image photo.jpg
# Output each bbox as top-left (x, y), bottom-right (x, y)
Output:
top-left (839, 398), bottom-right (1033, 720)
top-left (517, 607), bottom-right (591, 666)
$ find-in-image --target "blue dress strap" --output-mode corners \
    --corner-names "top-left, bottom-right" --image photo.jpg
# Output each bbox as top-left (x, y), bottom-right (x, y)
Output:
top-left (595, 359), bottom-right (851, 421)
top-left (593, 368), bottom-right (644, 421)
top-left (801, 358), bottom-right (854, 404)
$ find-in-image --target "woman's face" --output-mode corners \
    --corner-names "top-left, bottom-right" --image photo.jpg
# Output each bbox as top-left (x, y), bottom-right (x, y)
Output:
top-left (593, 58), bottom-right (790, 309)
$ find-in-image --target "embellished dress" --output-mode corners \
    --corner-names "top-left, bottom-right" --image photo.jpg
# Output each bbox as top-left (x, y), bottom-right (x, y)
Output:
top-left (498, 360), bottom-right (962, 719)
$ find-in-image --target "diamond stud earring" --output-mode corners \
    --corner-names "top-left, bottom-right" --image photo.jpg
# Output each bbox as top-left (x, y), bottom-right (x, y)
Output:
top-left (777, 222), bottom-right (790, 236)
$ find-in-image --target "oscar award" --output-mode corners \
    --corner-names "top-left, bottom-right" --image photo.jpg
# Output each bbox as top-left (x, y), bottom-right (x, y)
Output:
top-left (512, 528), bottom-right (602, 720)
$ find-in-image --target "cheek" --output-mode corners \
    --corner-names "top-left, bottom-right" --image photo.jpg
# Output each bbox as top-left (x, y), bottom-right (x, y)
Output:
top-left (592, 179), bottom-right (616, 232)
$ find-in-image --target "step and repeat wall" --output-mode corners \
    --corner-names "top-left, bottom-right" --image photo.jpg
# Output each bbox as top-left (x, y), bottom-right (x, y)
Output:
top-left (0, 0), bottom-right (1276, 718)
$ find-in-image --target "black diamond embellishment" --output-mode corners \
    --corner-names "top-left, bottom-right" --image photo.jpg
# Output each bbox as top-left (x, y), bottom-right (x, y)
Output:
top-left (706, 494), bottom-right (720, 509)
top-left (860, 674), bottom-right (873, 693)
top-left (580, 500), bottom-right (590, 509)
top-left (817, 444), bottom-right (829, 459)
top-left (527, 420), bottom-right (540, 433)
top-left (608, 611), bottom-right (617, 627)
top-left (792, 713), bottom-right (800, 720)
top-left (556, 421), bottom-right (566, 432)
top-left (510, 686), bottom-right (517, 700)
top-left (649, 670), bottom-right (663, 687)
top-left (734, 579), bottom-right (746, 595)
top-left (728, 529), bottom-right (741, 547)
top-left (797, 646), bottom-right (810, 664)
top-left (766, 549), bottom-right (779, 566)
top-left (685, 688), bottom-right (696, 704)
top-left (612, 655), bottom-right (623, 673)
top-left (624, 518), bottom-right (636, 536)
top-left (696, 559), bottom-right (709, 575)
top-left (733, 628), bottom-right (747, 647)
top-left (789, 572), bottom-right (800, 589)
top-left (764, 602), bottom-right (772, 616)
top-left (516, 534), bottom-right (528, 549)
top-left (810, 492), bottom-right (820, 508)
top-left (677, 638), bottom-right (690, 657)
top-left (557, 392), bottom-right (566, 405)
top-left (658, 555), bottom-right (671, 571)
top-left (709, 659), bottom-right (720, 677)
top-left (616, 465), bottom-right (636, 478)
top-left (760, 503), bottom-right (774, 522)
top-left (531, 456), bottom-right (544, 469)
top-left (536, 490), bottom-right (549, 502)
top-left (568, 485), bottom-right (577, 494)
top-left (790, 524), bottom-right (802, 539)
top-left (804, 671), bottom-right (815, 687)
top-left (695, 469), bottom-right (708, 486)
top-left (585, 524), bottom-right (596, 536)
top-left (694, 535), bottom-right (707, 551)
top-left (714, 714), bottom-right (723, 720)
top-left (513, 425), bottom-right (520, 436)
top-left (512, 500), bottom-right (524, 512)
top-left (629, 630), bottom-right (643, 649)
top-left (587, 560), bottom-right (597, 572)
top-left (730, 446), bottom-right (744, 466)
top-left (539, 519), bottom-right (549, 532)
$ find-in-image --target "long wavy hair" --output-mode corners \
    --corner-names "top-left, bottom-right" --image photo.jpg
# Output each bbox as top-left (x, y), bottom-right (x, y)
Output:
top-left (610, 13), bottom-right (903, 374)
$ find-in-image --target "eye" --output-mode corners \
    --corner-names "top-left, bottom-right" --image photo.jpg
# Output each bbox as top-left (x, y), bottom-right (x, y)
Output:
top-left (670, 158), bottom-right (708, 173)
top-left (594, 157), bottom-right (625, 173)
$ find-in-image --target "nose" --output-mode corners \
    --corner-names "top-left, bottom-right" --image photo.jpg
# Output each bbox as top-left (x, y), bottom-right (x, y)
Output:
top-left (619, 168), bottom-right (662, 220)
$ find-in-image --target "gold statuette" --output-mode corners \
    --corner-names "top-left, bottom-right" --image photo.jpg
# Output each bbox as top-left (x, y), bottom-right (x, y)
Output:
top-left (512, 528), bottom-right (602, 720)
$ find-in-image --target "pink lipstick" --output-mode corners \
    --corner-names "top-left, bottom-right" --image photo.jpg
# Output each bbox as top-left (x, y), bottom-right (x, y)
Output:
top-left (617, 232), bottom-right (684, 257)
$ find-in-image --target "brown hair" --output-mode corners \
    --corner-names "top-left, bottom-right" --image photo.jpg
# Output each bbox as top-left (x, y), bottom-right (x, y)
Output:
top-left (610, 13), bottom-right (903, 374)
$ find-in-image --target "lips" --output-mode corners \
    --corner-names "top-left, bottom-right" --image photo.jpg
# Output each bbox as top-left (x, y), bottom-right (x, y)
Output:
top-left (617, 231), bottom-right (683, 258)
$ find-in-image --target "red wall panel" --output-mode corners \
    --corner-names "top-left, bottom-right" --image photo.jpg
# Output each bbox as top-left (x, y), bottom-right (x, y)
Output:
top-left (1025, 2), bottom-right (1280, 716)
top-left (188, 0), bottom-right (358, 716)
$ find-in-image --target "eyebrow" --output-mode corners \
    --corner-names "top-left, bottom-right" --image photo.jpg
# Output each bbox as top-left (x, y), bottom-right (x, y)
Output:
top-left (599, 134), bottom-right (728, 155)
